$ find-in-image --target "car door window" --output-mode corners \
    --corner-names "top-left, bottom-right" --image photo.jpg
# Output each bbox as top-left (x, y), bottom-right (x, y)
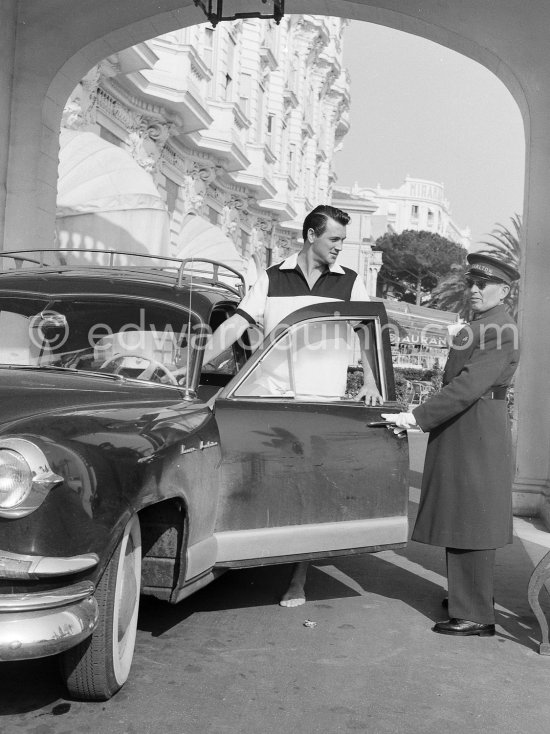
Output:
top-left (232, 317), bottom-right (384, 400)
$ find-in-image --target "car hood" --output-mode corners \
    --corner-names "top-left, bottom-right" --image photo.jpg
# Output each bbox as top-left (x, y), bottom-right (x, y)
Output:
top-left (0, 367), bottom-right (189, 428)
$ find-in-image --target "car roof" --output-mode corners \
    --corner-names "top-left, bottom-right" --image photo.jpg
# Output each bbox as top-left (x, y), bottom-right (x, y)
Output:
top-left (0, 250), bottom-right (243, 315)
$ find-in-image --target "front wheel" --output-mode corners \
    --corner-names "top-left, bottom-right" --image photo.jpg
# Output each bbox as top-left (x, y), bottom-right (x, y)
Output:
top-left (60, 514), bottom-right (142, 701)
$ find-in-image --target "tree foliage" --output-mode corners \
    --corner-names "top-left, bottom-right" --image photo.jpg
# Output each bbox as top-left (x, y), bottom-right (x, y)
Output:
top-left (374, 230), bottom-right (467, 305)
top-left (427, 263), bottom-right (470, 318)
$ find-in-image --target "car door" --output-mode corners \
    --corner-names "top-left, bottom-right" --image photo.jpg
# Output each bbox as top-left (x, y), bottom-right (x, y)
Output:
top-left (211, 301), bottom-right (409, 567)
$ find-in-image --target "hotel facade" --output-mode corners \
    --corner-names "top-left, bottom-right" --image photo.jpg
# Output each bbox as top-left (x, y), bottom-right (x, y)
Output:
top-left (58, 15), bottom-right (351, 278)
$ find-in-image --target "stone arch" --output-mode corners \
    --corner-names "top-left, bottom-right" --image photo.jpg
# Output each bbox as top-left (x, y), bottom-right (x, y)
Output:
top-left (36, 1), bottom-right (529, 251)
top-left (9, 0), bottom-right (547, 515)
top-left (29, 1), bottom-right (528, 254)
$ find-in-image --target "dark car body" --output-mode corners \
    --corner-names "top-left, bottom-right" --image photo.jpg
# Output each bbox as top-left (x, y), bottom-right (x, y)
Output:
top-left (0, 250), bottom-right (408, 699)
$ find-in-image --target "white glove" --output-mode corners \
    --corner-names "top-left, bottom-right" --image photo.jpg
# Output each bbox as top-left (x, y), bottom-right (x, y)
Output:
top-left (381, 412), bottom-right (417, 429)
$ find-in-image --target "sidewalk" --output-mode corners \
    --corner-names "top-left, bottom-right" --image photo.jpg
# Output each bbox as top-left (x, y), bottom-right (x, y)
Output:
top-left (2, 432), bottom-right (550, 734)
top-left (380, 431), bottom-right (550, 733)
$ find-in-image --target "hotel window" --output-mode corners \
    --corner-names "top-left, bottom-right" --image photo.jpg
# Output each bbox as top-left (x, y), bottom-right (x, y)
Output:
top-left (203, 27), bottom-right (214, 69)
top-left (266, 114), bottom-right (275, 147)
top-left (427, 209), bottom-right (434, 227)
top-left (281, 118), bottom-right (288, 165)
top-left (289, 144), bottom-right (296, 179)
top-left (224, 73), bottom-right (233, 102)
top-left (411, 205), bottom-right (419, 220)
top-left (224, 33), bottom-right (236, 102)
top-left (256, 83), bottom-right (265, 142)
top-left (239, 73), bottom-right (251, 117)
top-left (165, 178), bottom-right (179, 216)
top-left (100, 127), bottom-right (122, 147)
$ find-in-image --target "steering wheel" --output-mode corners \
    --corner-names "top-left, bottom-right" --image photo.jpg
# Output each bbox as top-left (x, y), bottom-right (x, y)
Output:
top-left (100, 353), bottom-right (179, 385)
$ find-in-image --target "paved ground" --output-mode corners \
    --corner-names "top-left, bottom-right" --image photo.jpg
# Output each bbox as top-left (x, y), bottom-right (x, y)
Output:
top-left (2, 431), bottom-right (550, 734)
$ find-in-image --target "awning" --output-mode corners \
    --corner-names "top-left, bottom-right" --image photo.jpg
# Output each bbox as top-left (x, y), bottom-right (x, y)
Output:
top-left (175, 213), bottom-right (247, 274)
top-left (55, 130), bottom-right (170, 259)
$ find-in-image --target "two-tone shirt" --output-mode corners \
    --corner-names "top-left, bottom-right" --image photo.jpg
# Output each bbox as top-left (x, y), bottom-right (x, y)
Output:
top-left (234, 253), bottom-right (370, 397)
top-left (236, 252), bottom-right (370, 335)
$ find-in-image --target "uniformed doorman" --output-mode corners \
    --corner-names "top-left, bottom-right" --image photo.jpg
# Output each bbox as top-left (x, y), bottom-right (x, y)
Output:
top-left (384, 251), bottom-right (520, 636)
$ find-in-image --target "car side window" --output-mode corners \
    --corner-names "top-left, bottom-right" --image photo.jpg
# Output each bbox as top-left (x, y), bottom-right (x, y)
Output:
top-left (232, 317), bottom-right (384, 401)
top-left (29, 298), bottom-right (197, 387)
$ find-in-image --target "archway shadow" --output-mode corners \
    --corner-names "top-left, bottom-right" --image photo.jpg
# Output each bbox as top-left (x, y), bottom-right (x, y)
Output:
top-left (138, 500), bottom-right (547, 656)
top-left (0, 502), bottom-right (546, 716)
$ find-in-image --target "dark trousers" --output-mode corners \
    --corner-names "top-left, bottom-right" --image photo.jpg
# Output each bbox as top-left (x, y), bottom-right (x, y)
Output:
top-left (446, 548), bottom-right (496, 624)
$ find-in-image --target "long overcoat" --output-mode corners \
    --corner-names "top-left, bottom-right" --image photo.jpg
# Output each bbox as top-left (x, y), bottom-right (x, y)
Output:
top-left (411, 304), bottom-right (519, 550)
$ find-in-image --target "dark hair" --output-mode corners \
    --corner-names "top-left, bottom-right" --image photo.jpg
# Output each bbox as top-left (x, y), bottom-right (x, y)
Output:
top-left (302, 204), bottom-right (350, 242)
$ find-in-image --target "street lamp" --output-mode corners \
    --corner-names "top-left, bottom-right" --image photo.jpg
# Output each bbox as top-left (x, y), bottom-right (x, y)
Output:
top-left (193, 0), bottom-right (284, 27)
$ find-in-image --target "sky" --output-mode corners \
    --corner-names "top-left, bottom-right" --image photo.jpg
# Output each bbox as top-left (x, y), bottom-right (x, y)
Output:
top-left (333, 21), bottom-right (525, 248)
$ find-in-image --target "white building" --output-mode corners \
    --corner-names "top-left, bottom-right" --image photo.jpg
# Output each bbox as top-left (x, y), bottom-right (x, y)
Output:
top-left (334, 176), bottom-right (471, 248)
top-left (58, 16), bottom-right (351, 275)
top-left (330, 188), bottom-right (382, 297)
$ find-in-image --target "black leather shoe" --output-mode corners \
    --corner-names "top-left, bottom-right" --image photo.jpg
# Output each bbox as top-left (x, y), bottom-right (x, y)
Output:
top-left (432, 618), bottom-right (495, 636)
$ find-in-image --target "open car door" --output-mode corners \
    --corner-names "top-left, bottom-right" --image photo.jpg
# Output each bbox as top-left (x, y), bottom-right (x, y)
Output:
top-left (211, 301), bottom-right (409, 567)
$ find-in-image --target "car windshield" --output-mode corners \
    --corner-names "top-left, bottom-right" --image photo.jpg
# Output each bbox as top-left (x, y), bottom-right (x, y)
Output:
top-left (0, 295), bottom-right (200, 388)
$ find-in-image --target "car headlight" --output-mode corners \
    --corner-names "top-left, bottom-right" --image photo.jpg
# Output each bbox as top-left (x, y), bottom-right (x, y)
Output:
top-left (0, 449), bottom-right (33, 508)
top-left (0, 438), bottom-right (63, 518)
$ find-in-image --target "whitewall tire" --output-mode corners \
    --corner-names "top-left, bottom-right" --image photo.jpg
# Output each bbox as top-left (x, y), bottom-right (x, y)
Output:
top-left (60, 514), bottom-right (142, 700)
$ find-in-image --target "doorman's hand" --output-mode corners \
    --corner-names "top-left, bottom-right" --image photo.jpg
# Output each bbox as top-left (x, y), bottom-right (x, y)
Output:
top-left (381, 412), bottom-right (417, 432)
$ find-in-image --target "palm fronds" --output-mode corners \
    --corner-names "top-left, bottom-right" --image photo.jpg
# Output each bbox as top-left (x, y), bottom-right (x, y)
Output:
top-left (476, 214), bottom-right (522, 318)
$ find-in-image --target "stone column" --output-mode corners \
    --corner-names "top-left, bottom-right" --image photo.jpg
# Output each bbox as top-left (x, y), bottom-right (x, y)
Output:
top-left (513, 95), bottom-right (550, 522)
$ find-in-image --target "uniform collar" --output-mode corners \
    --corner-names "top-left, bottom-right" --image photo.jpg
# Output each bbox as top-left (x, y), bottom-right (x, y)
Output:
top-left (472, 303), bottom-right (506, 321)
top-left (278, 252), bottom-right (345, 274)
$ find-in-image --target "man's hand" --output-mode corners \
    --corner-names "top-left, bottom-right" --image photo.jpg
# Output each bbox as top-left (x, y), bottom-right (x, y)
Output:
top-left (354, 383), bottom-right (383, 406)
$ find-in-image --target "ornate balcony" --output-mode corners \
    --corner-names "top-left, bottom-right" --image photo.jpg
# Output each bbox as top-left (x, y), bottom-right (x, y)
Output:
top-left (187, 101), bottom-right (251, 172)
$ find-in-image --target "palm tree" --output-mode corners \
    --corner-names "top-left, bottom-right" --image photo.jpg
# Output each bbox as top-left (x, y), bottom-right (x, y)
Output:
top-left (479, 213), bottom-right (522, 263)
top-left (476, 213), bottom-right (522, 318)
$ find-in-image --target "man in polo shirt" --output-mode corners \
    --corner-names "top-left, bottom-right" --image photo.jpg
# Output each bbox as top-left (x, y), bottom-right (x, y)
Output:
top-left (202, 204), bottom-right (382, 606)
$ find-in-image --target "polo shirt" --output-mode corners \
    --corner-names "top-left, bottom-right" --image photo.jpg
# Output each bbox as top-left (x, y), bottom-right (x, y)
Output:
top-left (236, 252), bottom-right (370, 335)
top-left (233, 253), bottom-right (370, 398)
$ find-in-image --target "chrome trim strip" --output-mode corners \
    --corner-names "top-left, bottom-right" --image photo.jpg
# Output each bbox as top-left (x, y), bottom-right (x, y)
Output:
top-left (0, 550), bottom-right (99, 579)
top-left (0, 581), bottom-right (95, 611)
top-left (374, 317), bottom-right (389, 402)
top-left (214, 516), bottom-right (408, 563)
top-left (0, 596), bottom-right (98, 661)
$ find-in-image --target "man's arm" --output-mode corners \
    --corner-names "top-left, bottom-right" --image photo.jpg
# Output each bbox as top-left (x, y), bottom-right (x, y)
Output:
top-left (354, 324), bottom-right (383, 405)
top-left (202, 313), bottom-right (251, 367)
top-left (202, 270), bottom-right (269, 367)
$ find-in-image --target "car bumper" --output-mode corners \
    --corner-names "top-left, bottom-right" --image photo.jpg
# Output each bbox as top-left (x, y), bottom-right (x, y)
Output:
top-left (0, 581), bottom-right (98, 661)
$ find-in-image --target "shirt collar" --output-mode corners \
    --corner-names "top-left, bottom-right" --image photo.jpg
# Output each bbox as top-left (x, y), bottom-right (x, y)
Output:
top-left (278, 252), bottom-right (345, 274)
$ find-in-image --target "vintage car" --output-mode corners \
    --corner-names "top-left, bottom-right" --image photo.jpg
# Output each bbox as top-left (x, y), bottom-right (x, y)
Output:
top-left (0, 249), bottom-right (408, 700)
